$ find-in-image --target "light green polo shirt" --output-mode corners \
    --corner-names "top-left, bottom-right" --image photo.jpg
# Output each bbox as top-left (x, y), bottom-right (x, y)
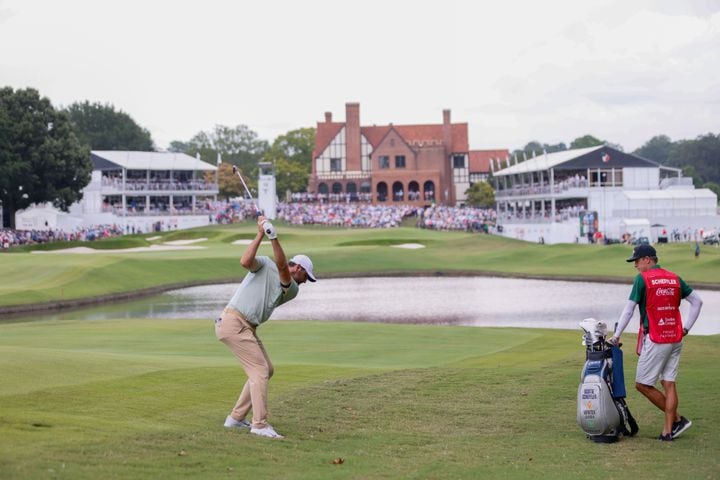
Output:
top-left (226, 256), bottom-right (299, 326)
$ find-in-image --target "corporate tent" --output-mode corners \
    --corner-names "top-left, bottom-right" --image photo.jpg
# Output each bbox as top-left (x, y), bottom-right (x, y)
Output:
top-left (617, 189), bottom-right (717, 217)
top-left (15, 204), bottom-right (60, 230)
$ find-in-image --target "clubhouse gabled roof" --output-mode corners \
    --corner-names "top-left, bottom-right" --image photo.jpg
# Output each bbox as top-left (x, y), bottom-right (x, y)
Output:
top-left (91, 151), bottom-right (217, 171)
top-left (313, 121), bottom-right (469, 159)
top-left (493, 145), bottom-right (668, 177)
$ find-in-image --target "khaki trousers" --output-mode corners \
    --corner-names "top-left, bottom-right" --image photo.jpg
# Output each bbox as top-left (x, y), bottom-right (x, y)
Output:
top-left (215, 308), bottom-right (273, 429)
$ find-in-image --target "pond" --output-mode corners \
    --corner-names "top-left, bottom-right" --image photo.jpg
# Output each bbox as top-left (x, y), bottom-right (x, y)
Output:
top-left (12, 277), bottom-right (720, 335)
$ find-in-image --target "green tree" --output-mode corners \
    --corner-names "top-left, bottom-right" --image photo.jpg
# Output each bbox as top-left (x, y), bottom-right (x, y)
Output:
top-left (63, 101), bottom-right (154, 150)
top-left (570, 135), bottom-right (605, 149)
top-left (522, 141), bottom-right (544, 159)
top-left (681, 165), bottom-right (700, 187)
top-left (273, 157), bottom-right (312, 198)
top-left (465, 181), bottom-right (495, 208)
top-left (205, 162), bottom-right (244, 199)
top-left (512, 141), bottom-right (567, 161)
top-left (267, 127), bottom-right (315, 169)
top-left (169, 124), bottom-right (269, 191)
top-left (168, 140), bottom-right (192, 153)
top-left (265, 127), bottom-right (315, 192)
top-left (703, 181), bottom-right (719, 199)
top-left (667, 133), bottom-right (720, 186)
top-left (634, 135), bottom-right (673, 164)
top-left (0, 87), bottom-right (91, 228)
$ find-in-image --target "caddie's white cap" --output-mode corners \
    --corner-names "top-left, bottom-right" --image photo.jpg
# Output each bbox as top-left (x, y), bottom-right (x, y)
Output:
top-left (290, 254), bottom-right (316, 282)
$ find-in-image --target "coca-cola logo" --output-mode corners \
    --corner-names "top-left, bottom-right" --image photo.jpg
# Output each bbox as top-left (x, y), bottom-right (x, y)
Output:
top-left (656, 288), bottom-right (676, 296)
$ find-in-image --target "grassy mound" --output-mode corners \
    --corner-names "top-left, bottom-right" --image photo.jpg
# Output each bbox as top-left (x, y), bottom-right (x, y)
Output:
top-left (159, 229), bottom-right (223, 242)
top-left (7, 235), bottom-right (151, 252)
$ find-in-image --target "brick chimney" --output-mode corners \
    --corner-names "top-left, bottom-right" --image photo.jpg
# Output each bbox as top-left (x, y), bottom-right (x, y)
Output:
top-left (442, 109), bottom-right (454, 205)
top-left (442, 109), bottom-right (452, 153)
top-left (324, 111), bottom-right (332, 123)
top-left (345, 102), bottom-right (361, 171)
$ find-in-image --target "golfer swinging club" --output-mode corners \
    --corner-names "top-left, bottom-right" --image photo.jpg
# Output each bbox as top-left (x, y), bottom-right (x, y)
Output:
top-left (216, 214), bottom-right (316, 439)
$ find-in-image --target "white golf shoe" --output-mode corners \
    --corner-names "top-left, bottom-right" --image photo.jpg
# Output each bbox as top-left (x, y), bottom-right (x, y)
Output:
top-left (223, 415), bottom-right (251, 429)
top-left (250, 424), bottom-right (284, 439)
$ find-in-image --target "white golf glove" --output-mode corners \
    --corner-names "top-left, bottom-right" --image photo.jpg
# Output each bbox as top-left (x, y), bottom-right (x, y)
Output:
top-left (262, 221), bottom-right (277, 240)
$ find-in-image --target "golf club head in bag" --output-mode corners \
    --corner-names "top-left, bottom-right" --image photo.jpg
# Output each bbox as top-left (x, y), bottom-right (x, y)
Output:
top-left (579, 318), bottom-right (608, 351)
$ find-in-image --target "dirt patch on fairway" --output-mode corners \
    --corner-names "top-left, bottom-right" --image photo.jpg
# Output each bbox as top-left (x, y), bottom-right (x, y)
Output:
top-left (31, 245), bottom-right (206, 254)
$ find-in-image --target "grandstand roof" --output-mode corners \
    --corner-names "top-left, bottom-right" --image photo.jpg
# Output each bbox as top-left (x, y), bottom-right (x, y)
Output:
top-left (493, 146), bottom-right (665, 176)
top-left (91, 151), bottom-right (217, 171)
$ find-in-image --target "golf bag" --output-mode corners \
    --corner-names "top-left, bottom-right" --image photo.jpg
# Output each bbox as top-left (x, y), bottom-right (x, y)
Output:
top-left (577, 319), bottom-right (639, 443)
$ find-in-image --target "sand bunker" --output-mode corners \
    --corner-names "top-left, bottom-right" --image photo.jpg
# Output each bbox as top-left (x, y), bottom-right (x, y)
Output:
top-left (146, 236), bottom-right (162, 241)
top-left (32, 245), bottom-right (206, 254)
top-left (232, 239), bottom-right (270, 245)
top-left (392, 243), bottom-right (425, 249)
top-left (162, 238), bottom-right (207, 245)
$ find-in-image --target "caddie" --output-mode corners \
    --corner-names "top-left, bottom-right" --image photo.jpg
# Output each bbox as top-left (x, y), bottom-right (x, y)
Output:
top-left (609, 244), bottom-right (703, 441)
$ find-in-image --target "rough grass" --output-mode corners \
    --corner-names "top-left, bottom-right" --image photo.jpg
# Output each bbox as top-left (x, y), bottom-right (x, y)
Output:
top-left (0, 320), bottom-right (717, 479)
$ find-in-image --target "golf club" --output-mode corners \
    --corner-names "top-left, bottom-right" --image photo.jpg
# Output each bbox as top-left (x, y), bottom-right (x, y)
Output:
top-left (232, 165), bottom-right (261, 215)
top-left (231, 165), bottom-right (275, 238)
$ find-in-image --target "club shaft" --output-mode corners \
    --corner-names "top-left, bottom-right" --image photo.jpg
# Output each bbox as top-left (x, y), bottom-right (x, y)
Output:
top-left (234, 169), bottom-right (260, 212)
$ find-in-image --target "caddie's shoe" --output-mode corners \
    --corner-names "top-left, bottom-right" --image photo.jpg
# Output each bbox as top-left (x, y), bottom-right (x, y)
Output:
top-left (250, 424), bottom-right (284, 439)
top-left (672, 416), bottom-right (692, 438)
top-left (224, 415), bottom-right (250, 429)
top-left (658, 433), bottom-right (673, 441)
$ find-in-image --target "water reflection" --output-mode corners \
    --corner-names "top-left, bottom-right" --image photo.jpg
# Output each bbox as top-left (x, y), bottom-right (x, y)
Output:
top-left (11, 277), bottom-right (719, 335)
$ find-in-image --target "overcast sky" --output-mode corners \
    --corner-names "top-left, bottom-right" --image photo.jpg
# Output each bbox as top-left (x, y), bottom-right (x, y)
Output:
top-left (1, 0), bottom-right (718, 152)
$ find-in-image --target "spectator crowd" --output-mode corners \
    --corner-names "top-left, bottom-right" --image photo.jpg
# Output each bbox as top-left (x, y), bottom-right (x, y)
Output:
top-left (416, 205), bottom-right (497, 232)
top-left (278, 202), bottom-right (497, 232)
top-left (1, 201), bottom-right (500, 250)
top-left (1, 224), bottom-right (125, 250)
top-left (278, 203), bottom-right (415, 228)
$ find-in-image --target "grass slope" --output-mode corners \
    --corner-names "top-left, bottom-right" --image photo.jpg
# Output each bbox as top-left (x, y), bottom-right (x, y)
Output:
top-left (0, 319), bottom-right (718, 479)
top-left (1, 223), bottom-right (718, 308)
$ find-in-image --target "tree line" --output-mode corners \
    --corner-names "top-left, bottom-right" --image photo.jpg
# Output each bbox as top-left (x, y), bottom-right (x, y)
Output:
top-left (167, 125), bottom-right (314, 199)
top-left (1, 85), bottom-right (718, 226)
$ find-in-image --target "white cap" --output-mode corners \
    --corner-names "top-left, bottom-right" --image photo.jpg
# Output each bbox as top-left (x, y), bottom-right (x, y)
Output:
top-left (290, 254), bottom-right (316, 282)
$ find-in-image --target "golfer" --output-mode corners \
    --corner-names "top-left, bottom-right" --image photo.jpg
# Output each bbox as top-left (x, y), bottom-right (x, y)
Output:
top-left (609, 244), bottom-right (702, 441)
top-left (216, 215), bottom-right (316, 439)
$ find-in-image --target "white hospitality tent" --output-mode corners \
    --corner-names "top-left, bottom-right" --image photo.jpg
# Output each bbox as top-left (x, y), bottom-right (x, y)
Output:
top-left (617, 189), bottom-right (717, 217)
top-left (14, 204), bottom-right (59, 230)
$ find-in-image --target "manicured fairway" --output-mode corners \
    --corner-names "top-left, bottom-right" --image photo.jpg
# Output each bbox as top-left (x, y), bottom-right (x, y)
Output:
top-left (1, 319), bottom-right (718, 479)
top-left (1, 223), bottom-right (718, 309)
